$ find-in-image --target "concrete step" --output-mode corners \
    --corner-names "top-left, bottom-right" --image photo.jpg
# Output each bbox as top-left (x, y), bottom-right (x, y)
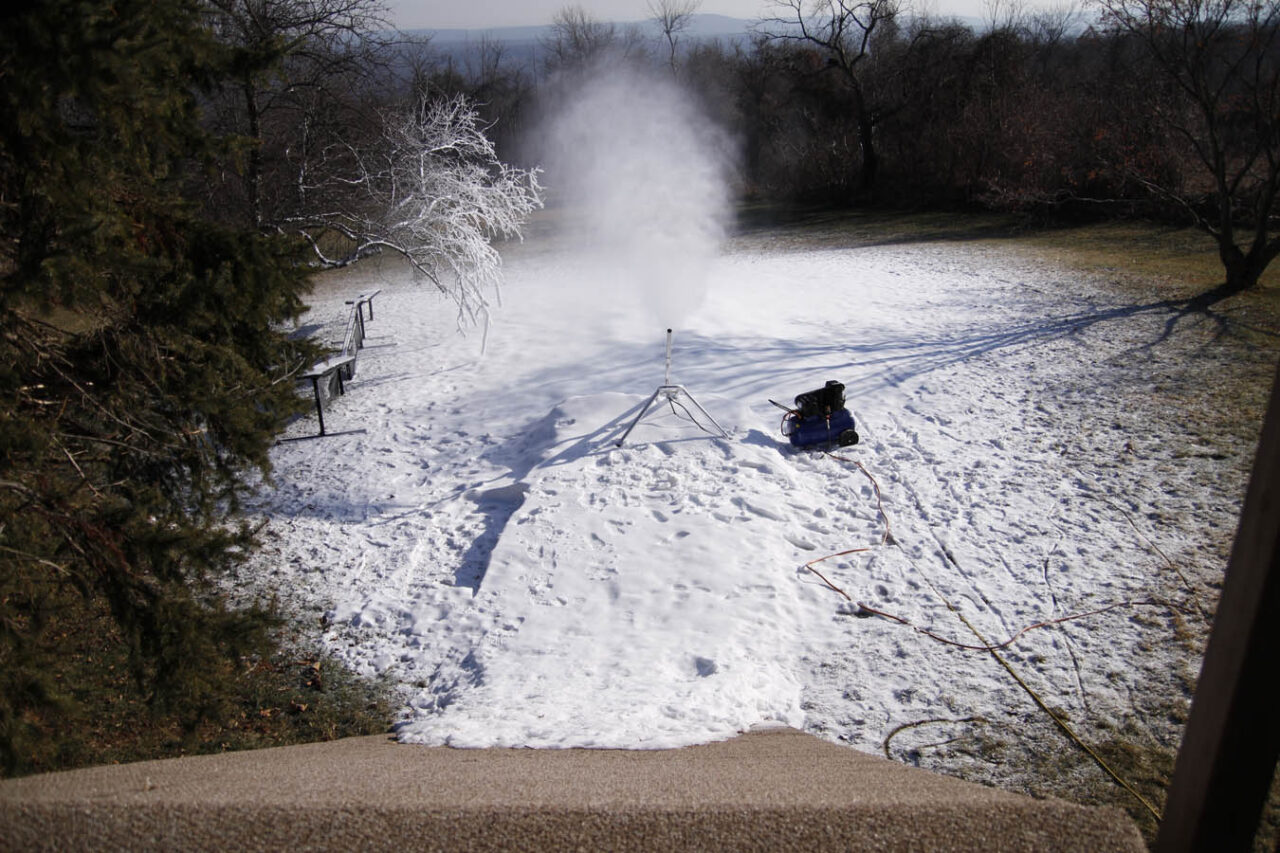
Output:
top-left (0, 727), bottom-right (1145, 851)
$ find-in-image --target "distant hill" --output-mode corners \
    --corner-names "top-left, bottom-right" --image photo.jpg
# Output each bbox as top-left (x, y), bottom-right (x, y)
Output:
top-left (404, 12), bottom-right (1003, 74)
top-left (415, 13), bottom-right (752, 44)
top-left (406, 14), bottom-right (754, 72)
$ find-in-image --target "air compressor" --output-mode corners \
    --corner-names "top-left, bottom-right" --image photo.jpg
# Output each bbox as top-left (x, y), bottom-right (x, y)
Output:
top-left (774, 380), bottom-right (859, 449)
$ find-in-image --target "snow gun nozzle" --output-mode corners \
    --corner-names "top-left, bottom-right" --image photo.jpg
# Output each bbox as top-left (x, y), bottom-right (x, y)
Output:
top-left (663, 329), bottom-right (674, 386)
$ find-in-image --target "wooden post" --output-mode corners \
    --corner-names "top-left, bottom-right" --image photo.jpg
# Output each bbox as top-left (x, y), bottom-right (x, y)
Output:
top-left (1156, 362), bottom-right (1280, 851)
top-left (309, 375), bottom-right (326, 437)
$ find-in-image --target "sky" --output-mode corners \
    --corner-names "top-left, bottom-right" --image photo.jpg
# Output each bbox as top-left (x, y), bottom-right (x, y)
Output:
top-left (388, 0), bottom-right (1010, 31)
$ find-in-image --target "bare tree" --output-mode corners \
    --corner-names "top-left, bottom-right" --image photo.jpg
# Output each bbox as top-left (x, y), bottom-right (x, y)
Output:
top-left (649, 0), bottom-right (702, 73)
top-left (463, 36), bottom-right (534, 158)
top-left (541, 5), bottom-right (646, 72)
top-left (1097, 0), bottom-right (1280, 292)
top-left (1027, 1), bottom-right (1081, 48)
top-left (983, 0), bottom-right (1028, 32)
top-left (467, 34), bottom-right (512, 87)
top-left (286, 95), bottom-right (543, 331)
top-left (203, 0), bottom-right (400, 227)
top-left (543, 5), bottom-right (615, 68)
top-left (755, 0), bottom-right (902, 195)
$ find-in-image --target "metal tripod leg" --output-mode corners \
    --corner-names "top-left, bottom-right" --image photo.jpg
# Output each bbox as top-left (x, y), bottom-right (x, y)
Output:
top-left (616, 385), bottom-right (728, 447)
top-left (668, 385), bottom-right (729, 439)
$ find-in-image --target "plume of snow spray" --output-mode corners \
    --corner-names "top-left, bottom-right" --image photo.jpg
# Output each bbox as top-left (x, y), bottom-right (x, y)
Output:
top-left (543, 66), bottom-right (733, 329)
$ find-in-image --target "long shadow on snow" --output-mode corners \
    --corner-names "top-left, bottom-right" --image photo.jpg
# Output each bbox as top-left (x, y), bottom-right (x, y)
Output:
top-left (450, 401), bottom-right (657, 593)
top-left (461, 290), bottom-right (1236, 492)
top-left (454, 482), bottom-right (529, 592)
top-left (661, 291), bottom-right (1265, 404)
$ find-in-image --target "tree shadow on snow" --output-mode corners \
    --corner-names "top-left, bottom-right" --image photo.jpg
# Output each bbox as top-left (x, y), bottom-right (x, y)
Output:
top-left (667, 287), bottom-right (1272, 403)
top-left (454, 482), bottom-right (529, 593)
top-left (460, 291), bottom-right (1250, 475)
top-left (454, 399), bottom-right (740, 593)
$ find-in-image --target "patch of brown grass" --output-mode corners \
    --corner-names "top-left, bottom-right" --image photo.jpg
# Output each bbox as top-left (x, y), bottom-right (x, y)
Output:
top-left (7, 587), bottom-right (392, 779)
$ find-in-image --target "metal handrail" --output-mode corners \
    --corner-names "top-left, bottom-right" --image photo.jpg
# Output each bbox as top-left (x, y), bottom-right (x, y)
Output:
top-left (338, 290), bottom-right (381, 379)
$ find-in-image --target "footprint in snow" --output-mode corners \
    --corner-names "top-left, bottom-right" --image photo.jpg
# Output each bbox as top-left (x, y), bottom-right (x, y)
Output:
top-left (693, 656), bottom-right (718, 677)
top-left (733, 496), bottom-right (787, 522)
top-left (785, 534), bottom-right (817, 551)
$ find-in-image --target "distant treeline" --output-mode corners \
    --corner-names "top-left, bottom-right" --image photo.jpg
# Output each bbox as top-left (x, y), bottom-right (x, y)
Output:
top-left (179, 0), bottom-right (1280, 290)
top-left (407, 2), bottom-right (1275, 294)
top-left (418, 8), bottom-right (1241, 215)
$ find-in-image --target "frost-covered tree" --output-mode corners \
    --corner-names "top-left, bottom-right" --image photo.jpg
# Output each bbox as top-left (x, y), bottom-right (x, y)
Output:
top-left (285, 94), bottom-right (543, 330)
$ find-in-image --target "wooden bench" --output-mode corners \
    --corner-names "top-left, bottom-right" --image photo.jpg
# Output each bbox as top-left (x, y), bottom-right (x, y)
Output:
top-left (297, 354), bottom-right (356, 437)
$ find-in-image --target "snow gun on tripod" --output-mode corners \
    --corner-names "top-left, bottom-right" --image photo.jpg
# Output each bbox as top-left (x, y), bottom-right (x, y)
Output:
top-left (772, 380), bottom-right (859, 449)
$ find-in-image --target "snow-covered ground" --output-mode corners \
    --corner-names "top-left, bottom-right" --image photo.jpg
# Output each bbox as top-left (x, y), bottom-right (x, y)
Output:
top-left (241, 222), bottom-right (1267, 799)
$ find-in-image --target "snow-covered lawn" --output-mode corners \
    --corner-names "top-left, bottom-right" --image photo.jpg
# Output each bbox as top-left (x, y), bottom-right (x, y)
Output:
top-left (242, 223), bottom-right (1269, 807)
